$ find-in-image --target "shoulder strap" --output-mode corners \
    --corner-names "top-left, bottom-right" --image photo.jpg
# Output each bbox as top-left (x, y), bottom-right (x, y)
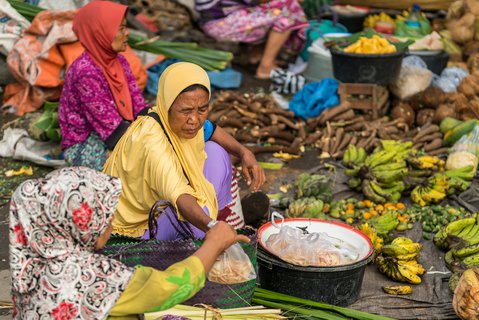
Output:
top-left (140, 108), bottom-right (192, 185)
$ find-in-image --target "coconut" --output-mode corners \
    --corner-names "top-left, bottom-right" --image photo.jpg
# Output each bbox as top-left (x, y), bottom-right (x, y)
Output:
top-left (433, 104), bottom-right (457, 124)
top-left (416, 108), bottom-right (436, 126)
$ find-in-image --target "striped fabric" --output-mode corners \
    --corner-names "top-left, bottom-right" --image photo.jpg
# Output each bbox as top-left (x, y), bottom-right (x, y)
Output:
top-left (270, 68), bottom-right (305, 95)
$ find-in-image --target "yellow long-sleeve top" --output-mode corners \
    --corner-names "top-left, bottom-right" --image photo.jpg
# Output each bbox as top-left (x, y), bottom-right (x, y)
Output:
top-left (108, 256), bottom-right (205, 319)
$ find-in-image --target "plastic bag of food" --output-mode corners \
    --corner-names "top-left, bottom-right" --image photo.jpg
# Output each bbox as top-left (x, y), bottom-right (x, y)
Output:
top-left (402, 55), bottom-right (427, 69)
top-left (390, 65), bottom-right (433, 99)
top-left (265, 213), bottom-right (359, 267)
top-left (208, 243), bottom-right (256, 284)
top-left (446, 125), bottom-right (479, 172)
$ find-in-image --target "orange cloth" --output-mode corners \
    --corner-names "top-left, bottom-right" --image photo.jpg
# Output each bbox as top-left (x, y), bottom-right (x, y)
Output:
top-left (73, 1), bottom-right (133, 121)
top-left (3, 9), bottom-right (147, 116)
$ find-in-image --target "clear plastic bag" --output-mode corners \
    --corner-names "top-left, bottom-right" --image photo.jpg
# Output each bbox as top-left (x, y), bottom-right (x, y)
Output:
top-left (265, 213), bottom-right (359, 267)
top-left (208, 243), bottom-right (256, 284)
top-left (446, 125), bottom-right (479, 172)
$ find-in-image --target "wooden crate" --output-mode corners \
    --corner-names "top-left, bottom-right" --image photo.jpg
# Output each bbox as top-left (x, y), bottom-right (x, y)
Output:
top-left (338, 83), bottom-right (389, 120)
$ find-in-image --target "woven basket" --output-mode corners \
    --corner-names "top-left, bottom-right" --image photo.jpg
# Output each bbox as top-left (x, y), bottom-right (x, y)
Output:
top-left (101, 201), bottom-right (258, 308)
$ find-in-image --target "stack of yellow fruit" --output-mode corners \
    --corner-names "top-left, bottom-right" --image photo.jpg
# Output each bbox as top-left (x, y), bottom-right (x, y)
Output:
top-left (344, 35), bottom-right (396, 54)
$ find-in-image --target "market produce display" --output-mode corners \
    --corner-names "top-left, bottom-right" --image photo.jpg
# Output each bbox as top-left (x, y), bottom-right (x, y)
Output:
top-left (282, 173), bottom-right (332, 219)
top-left (375, 237), bottom-right (426, 284)
top-left (360, 223), bottom-right (384, 254)
top-left (343, 140), bottom-right (412, 203)
top-left (344, 35), bottom-right (396, 54)
top-left (434, 214), bottom-right (479, 272)
top-left (407, 204), bottom-right (471, 238)
top-left (328, 199), bottom-right (409, 233)
top-left (208, 91), bottom-right (304, 155)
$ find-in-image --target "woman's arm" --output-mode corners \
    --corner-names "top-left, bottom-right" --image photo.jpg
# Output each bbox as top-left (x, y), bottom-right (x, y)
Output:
top-left (210, 126), bottom-right (266, 191)
top-left (176, 194), bottom-right (212, 232)
top-left (109, 221), bottom-right (249, 317)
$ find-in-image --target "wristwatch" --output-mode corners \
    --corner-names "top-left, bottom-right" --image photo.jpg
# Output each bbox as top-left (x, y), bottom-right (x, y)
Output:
top-left (207, 220), bottom-right (218, 230)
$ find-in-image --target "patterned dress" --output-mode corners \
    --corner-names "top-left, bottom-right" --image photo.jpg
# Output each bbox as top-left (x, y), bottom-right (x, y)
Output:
top-left (196, 0), bottom-right (309, 53)
top-left (58, 51), bottom-right (148, 171)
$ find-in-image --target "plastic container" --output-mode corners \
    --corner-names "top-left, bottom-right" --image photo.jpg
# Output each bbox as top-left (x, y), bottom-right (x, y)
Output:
top-left (303, 50), bottom-right (334, 83)
top-left (257, 218), bottom-right (374, 306)
top-left (330, 47), bottom-right (405, 84)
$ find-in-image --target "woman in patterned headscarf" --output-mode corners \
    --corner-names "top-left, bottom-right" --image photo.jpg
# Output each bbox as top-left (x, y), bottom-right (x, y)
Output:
top-left (9, 166), bottom-right (247, 319)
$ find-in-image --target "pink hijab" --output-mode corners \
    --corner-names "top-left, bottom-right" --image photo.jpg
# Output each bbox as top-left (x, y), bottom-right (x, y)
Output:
top-left (73, 1), bottom-right (134, 121)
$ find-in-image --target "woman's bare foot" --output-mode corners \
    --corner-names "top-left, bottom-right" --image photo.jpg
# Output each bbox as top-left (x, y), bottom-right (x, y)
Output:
top-left (255, 63), bottom-right (278, 79)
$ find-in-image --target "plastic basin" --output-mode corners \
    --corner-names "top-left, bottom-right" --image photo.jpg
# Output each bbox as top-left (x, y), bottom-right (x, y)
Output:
top-left (407, 50), bottom-right (449, 75)
top-left (257, 218), bottom-right (374, 306)
top-left (331, 47), bottom-right (405, 84)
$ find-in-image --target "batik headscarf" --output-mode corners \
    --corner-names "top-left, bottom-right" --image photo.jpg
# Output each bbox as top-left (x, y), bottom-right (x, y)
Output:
top-left (9, 167), bottom-right (134, 320)
top-left (73, 1), bottom-right (133, 120)
top-left (104, 62), bottom-right (218, 237)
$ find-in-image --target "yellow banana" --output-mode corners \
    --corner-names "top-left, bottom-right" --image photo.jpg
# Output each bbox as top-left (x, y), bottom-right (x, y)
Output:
top-left (382, 285), bottom-right (413, 295)
top-left (397, 264), bottom-right (422, 284)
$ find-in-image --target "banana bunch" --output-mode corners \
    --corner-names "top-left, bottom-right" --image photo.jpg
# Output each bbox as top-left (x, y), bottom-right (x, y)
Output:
top-left (369, 210), bottom-right (399, 236)
top-left (434, 214), bottom-right (479, 272)
top-left (344, 141), bottom-right (412, 204)
top-left (359, 223), bottom-right (384, 255)
top-left (404, 169), bottom-right (434, 190)
top-left (286, 197), bottom-right (325, 219)
top-left (342, 144), bottom-right (366, 168)
top-left (294, 173), bottom-right (332, 203)
top-left (408, 155), bottom-right (445, 171)
top-left (444, 165), bottom-right (475, 195)
top-left (410, 173), bottom-right (449, 206)
top-left (376, 237), bottom-right (425, 284)
top-left (382, 285), bottom-right (413, 295)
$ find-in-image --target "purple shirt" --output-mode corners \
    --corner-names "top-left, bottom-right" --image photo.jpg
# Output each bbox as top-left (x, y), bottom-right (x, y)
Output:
top-left (59, 51), bottom-right (147, 149)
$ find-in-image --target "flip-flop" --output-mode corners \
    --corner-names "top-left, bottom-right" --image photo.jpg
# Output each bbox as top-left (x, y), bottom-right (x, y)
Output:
top-left (270, 68), bottom-right (305, 94)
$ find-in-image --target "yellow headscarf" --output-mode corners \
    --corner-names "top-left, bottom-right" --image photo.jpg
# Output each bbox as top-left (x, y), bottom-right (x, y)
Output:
top-left (103, 62), bottom-right (218, 237)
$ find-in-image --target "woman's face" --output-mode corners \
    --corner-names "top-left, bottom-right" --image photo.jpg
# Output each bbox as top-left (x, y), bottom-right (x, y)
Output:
top-left (168, 88), bottom-right (209, 139)
top-left (111, 17), bottom-right (128, 52)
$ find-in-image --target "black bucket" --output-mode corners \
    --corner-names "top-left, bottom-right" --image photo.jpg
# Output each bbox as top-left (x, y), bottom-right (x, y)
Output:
top-left (331, 47), bottom-right (405, 85)
top-left (407, 50), bottom-right (449, 75)
top-left (257, 247), bottom-right (373, 306)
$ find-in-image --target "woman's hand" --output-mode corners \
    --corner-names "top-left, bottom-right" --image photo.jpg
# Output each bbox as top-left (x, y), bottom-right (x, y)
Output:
top-left (193, 221), bottom-right (250, 273)
top-left (240, 149), bottom-right (266, 192)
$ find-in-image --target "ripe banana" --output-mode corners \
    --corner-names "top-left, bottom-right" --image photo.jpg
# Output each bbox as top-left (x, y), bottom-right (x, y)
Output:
top-left (382, 285), bottom-right (412, 295)
top-left (397, 264), bottom-right (422, 284)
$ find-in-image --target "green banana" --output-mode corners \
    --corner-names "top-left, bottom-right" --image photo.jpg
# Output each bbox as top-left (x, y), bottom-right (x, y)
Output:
top-left (357, 147), bottom-right (366, 164)
top-left (445, 216), bottom-right (477, 236)
top-left (375, 168), bottom-right (408, 184)
top-left (348, 177), bottom-right (362, 189)
top-left (362, 180), bottom-right (387, 204)
top-left (373, 160), bottom-right (407, 173)
top-left (445, 166), bottom-right (475, 180)
top-left (369, 181), bottom-right (393, 201)
top-left (453, 242), bottom-right (479, 259)
top-left (366, 150), bottom-right (397, 168)
top-left (462, 252), bottom-right (479, 267)
top-left (345, 166), bottom-right (361, 176)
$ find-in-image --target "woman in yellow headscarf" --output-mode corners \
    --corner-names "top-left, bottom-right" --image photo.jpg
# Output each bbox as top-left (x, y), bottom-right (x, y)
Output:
top-left (104, 62), bottom-right (265, 239)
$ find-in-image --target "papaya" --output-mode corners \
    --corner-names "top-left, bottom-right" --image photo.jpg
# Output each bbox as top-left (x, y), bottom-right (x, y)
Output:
top-left (443, 119), bottom-right (479, 146)
top-left (439, 117), bottom-right (463, 134)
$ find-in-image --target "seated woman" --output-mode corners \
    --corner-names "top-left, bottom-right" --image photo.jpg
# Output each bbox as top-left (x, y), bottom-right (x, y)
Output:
top-left (10, 167), bottom-right (248, 319)
top-left (59, 0), bottom-right (260, 186)
top-left (195, 0), bottom-right (308, 79)
top-left (104, 62), bottom-right (266, 240)
top-left (58, 1), bottom-right (147, 171)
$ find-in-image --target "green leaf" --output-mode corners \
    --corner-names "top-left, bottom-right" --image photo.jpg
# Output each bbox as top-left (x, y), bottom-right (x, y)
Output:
top-left (46, 128), bottom-right (61, 142)
top-left (34, 115), bottom-right (52, 131)
top-left (44, 101), bottom-right (58, 112)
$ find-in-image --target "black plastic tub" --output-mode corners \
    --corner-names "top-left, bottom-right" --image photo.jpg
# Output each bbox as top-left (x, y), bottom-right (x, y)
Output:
top-left (331, 47), bottom-right (405, 84)
top-left (257, 248), bottom-right (373, 307)
top-left (407, 50), bottom-right (449, 75)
